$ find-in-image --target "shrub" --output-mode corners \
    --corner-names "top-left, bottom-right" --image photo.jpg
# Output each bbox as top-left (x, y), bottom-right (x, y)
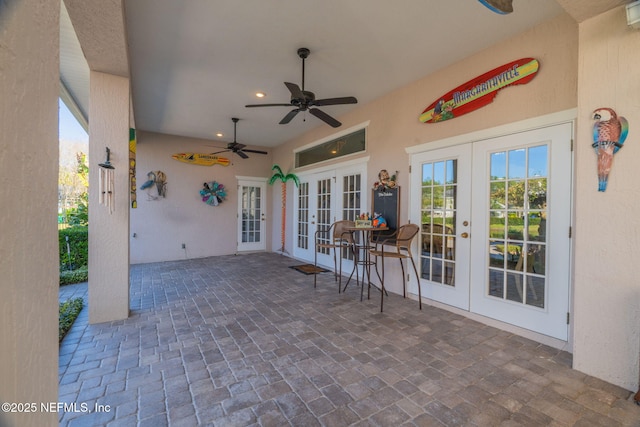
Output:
top-left (59, 267), bottom-right (88, 286)
top-left (59, 297), bottom-right (83, 342)
top-left (59, 226), bottom-right (88, 271)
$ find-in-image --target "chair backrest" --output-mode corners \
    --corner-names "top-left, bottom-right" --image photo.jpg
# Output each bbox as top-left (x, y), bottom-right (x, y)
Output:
top-left (393, 223), bottom-right (420, 255)
top-left (333, 220), bottom-right (355, 242)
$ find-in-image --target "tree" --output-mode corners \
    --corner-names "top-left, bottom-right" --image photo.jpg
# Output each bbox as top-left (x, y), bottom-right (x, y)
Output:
top-left (268, 165), bottom-right (299, 253)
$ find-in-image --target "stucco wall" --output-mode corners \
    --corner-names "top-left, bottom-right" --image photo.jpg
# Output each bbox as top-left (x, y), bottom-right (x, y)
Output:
top-left (272, 12), bottom-right (579, 298)
top-left (130, 131), bottom-right (273, 263)
top-left (0, 0), bottom-right (60, 426)
top-left (573, 6), bottom-right (640, 392)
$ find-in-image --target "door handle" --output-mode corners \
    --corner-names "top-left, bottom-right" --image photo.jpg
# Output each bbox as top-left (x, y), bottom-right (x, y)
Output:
top-left (460, 232), bottom-right (469, 238)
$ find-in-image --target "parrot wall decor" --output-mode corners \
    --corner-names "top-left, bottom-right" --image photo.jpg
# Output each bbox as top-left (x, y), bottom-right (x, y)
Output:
top-left (592, 108), bottom-right (628, 192)
top-left (140, 170), bottom-right (167, 200)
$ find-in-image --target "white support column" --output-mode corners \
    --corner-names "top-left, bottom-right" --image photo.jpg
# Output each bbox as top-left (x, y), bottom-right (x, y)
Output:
top-left (88, 71), bottom-right (131, 323)
top-left (0, 1), bottom-right (60, 426)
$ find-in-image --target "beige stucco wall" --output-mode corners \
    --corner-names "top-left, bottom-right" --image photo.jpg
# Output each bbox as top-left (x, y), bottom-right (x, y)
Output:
top-left (130, 131), bottom-right (273, 263)
top-left (0, 0), bottom-right (60, 426)
top-left (272, 12), bottom-right (579, 298)
top-left (88, 71), bottom-right (131, 323)
top-left (573, 6), bottom-right (640, 392)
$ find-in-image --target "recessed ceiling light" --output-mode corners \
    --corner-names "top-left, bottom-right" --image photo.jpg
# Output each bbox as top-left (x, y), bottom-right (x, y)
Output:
top-left (216, 132), bottom-right (223, 138)
top-left (256, 92), bottom-right (266, 98)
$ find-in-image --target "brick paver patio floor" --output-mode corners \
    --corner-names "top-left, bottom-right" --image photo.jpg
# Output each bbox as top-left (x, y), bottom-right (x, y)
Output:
top-left (58, 252), bottom-right (640, 426)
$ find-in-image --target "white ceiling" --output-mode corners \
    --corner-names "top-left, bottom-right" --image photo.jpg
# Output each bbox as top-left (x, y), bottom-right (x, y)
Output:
top-left (60, 0), bottom-right (629, 151)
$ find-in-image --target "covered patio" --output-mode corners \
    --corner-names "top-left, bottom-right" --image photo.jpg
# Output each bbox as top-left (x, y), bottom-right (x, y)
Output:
top-left (58, 253), bottom-right (639, 426)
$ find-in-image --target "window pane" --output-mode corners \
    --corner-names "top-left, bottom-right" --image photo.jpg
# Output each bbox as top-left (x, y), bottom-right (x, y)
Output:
top-left (508, 149), bottom-right (526, 179)
top-left (528, 145), bottom-right (548, 178)
top-left (490, 152), bottom-right (506, 180)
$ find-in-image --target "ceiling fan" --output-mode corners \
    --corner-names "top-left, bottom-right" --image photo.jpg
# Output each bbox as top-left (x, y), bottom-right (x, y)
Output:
top-left (245, 47), bottom-right (358, 128)
top-left (210, 118), bottom-right (268, 159)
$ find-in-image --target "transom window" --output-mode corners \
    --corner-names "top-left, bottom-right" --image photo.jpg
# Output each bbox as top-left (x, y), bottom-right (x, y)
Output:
top-left (295, 129), bottom-right (365, 168)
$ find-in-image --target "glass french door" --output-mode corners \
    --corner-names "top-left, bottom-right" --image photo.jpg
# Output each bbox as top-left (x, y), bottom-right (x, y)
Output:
top-left (293, 171), bottom-right (335, 264)
top-left (470, 123), bottom-right (572, 340)
top-left (411, 123), bottom-right (572, 340)
top-left (237, 179), bottom-right (266, 252)
top-left (410, 144), bottom-right (472, 310)
top-left (293, 163), bottom-right (366, 273)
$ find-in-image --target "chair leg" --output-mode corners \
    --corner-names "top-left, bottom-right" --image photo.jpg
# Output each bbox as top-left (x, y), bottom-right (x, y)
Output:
top-left (313, 241), bottom-right (318, 289)
top-left (409, 257), bottom-right (422, 310)
top-left (399, 259), bottom-right (406, 299)
top-left (332, 246), bottom-right (338, 283)
top-left (338, 245), bottom-right (344, 293)
top-left (380, 252), bottom-right (385, 312)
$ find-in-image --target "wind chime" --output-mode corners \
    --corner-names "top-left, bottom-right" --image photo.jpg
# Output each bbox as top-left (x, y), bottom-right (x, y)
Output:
top-left (98, 147), bottom-right (115, 214)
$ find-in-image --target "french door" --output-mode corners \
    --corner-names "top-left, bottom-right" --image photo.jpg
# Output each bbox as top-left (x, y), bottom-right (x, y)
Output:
top-left (293, 163), bottom-right (366, 274)
top-left (411, 123), bottom-right (572, 340)
top-left (237, 178), bottom-right (266, 252)
top-left (293, 171), bottom-right (335, 264)
top-left (410, 144), bottom-right (472, 310)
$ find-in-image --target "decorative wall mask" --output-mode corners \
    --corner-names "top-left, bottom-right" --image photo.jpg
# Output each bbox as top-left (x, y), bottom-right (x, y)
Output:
top-left (592, 108), bottom-right (628, 192)
top-left (139, 170), bottom-right (167, 200)
top-left (373, 169), bottom-right (397, 191)
top-left (200, 181), bottom-right (226, 206)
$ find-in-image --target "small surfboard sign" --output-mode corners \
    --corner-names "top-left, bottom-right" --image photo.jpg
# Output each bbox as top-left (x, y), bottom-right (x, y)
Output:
top-left (171, 153), bottom-right (231, 166)
top-left (419, 58), bottom-right (539, 123)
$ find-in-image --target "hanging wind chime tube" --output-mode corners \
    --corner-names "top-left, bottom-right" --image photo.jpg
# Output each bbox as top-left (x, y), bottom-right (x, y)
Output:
top-left (98, 147), bottom-right (115, 214)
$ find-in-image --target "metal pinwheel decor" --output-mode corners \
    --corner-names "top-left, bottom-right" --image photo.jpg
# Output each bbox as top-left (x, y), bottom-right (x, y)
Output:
top-left (200, 181), bottom-right (226, 206)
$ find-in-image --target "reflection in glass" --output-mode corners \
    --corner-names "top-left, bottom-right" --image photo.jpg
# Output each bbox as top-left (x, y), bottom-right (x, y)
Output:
top-left (422, 187), bottom-right (432, 208)
top-left (507, 180), bottom-right (525, 210)
top-left (526, 276), bottom-right (545, 308)
top-left (489, 240), bottom-right (505, 268)
top-left (490, 212), bottom-right (505, 239)
top-left (506, 242), bottom-right (523, 271)
top-left (491, 152), bottom-right (506, 180)
top-left (444, 236), bottom-right (455, 260)
top-left (446, 160), bottom-right (456, 184)
top-left (421, 258), bottom-right (431, 280)
top-left (528, 244), bottom-right (546, 275)
top-left (508, 149), bottom-right (526, 179)
top-left (506, 272), bottom-right (524, 303)
top-left (433, 186), bottom-right (444, 208)
top-left (432, 259), bottom-right (443, 283)
top-left (528, 145), bottom-right (548, 177)
top-left (444, 262), bottom-right (455, 286)
top-left (434, 161), bottom-right (445, 185)
top-left (422, 163), bottom-right (433, 184)
top-left (528, 178), bottom-right (547, 209)
top-left (488, 269), bottom-right (504, 298)
top-left (490, 181), bottom-right (506, 209)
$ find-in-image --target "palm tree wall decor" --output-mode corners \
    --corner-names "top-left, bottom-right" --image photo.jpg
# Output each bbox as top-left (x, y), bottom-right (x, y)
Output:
top-left (268, 164), bottom-right (299, 253)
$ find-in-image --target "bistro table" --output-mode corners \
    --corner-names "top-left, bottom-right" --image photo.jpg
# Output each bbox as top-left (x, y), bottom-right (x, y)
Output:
top-left (343, 225), bottom-right (389, 301)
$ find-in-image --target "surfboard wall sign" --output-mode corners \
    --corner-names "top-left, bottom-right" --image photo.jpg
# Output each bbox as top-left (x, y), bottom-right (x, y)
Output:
top-left (172, 153), bottom-right (231, 167)
top-left (419, 58), bottom-right (539, 124)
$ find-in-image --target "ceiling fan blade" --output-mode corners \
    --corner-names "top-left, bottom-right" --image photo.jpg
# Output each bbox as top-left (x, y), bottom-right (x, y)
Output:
top-left (309, 108), bottom-right (341, 128)
top-left (210, 150), bottom-right (230, 155)
top-left (245, 103), bottom-right (292, 108)
top-left (233, 143), bottom-right (246, 151)
top-left (242, 149), bottom-right (268, 155)
top-left (284, 82), bottom-right (305, 100)
top-left (280, 109), bottom-right (300, 125)
top-left (313, 96), bottom-right (358, 106)
top-left (236, 151), bottom-right (249, 159)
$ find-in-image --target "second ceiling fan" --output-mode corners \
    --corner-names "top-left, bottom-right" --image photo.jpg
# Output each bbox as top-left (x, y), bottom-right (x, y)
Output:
top-left (211, 118), bottom-right (267, 159)
top-left (246, 48), bottom-right (358, 128)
